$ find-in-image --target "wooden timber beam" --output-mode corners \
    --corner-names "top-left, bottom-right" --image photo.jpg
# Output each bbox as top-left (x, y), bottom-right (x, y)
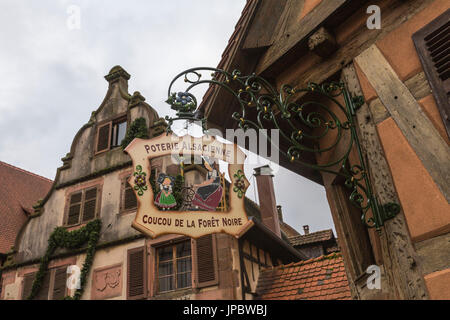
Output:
top-left (255, 0), bottom-right (347, 75)
top-left (342, 64), bottom-right (429, 299)
top-left (355, 45), bottom-right (450, 202)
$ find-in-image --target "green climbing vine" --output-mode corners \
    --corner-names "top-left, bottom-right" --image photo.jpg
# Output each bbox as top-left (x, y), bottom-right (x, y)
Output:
top-left (27, 219), bottom-right (101, 300)
top-left (120, 117), bottom-right (149, 149)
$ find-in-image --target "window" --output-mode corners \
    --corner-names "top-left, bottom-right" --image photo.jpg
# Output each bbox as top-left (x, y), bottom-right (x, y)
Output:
top-left (22, 272), bottom-right (36, 299)
top-left (412, 9), bottom-right (450, 138)
top-left (121, 176), bottom-right (137, 213)
top-left (126, 236), bottom-right (217, 299)
top-left (52, 267), bottom-right (68, 300)
top-left (157, 240), bottom-right (192, 293)
top-left (66, 186), bottom-right (100, 226)
top-left (22, 266), bottom-right (68, 300)
top-left (95, 116), bottom-right (127, 154)
top-left (111, 118), bottom-right (127, 147)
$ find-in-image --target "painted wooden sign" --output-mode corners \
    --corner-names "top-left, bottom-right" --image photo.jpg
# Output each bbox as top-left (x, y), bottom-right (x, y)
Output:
top-left (124, 133), bottom-right (252, 239)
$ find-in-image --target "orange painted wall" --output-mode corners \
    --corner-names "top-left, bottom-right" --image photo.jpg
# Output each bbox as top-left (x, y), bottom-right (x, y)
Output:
top-left (424, 268), bottom-right (450, 299)
top-left (298, 0), bottom-right (322, 21)
top-left (376, 118), bottom-right (450, 242)
top-left (418, 95), bottom-right (450, 145)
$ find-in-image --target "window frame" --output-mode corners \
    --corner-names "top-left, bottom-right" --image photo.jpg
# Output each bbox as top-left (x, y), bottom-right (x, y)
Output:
top-left (94, 113), bottom-right (128, 155)
top-left (110, 116), bottom-right (128, 148)
top-left (64, 185), bottom-right (102, 227)
top-left (155, 239), bottom-right (193, 294)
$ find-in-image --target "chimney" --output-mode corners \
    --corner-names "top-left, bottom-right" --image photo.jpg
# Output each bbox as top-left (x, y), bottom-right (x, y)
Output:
top-left (303, 225), bottom-right (310, 235)
top-left (253, 165), bottom-right (281, 238)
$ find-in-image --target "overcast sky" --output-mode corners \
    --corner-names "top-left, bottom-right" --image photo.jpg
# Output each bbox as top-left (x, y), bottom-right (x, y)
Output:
top-left (0, 0), bottom-right (335, 235)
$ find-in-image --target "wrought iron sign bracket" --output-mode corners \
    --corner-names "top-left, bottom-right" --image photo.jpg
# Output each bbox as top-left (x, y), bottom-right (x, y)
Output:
top-left (377, 200), bottom-right (401, 227)
top-left (165, 67), bottom-right (400, 232)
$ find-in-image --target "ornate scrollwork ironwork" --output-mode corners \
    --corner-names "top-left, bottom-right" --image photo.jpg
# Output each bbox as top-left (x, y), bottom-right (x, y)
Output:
top-left (165, 67), bottom-right (400, 231)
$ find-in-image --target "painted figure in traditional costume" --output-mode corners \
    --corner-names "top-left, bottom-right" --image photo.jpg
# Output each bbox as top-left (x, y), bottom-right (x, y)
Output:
top-left (192, 157), bottom-right (223, 211)
top-left (154, 173), bottom-right (177, 210)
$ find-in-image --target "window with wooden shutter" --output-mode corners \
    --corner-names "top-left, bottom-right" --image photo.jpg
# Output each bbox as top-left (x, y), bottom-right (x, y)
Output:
top-left (96, 122), bottom-right (112, 153)
top-left (22, 273), bottom-right (36, 299)
top-left (52, 266), bottom-right (68, 300)
top-left (66, 186), bottom-right (100, 227)
top-left (82, 187), bottom-right (98, 222)
top-left (127, 247), bottom-right (147, 300)
top-left (67, 192), bottom-right (82, 226)
top-left (123, 177), bottom-right (137, 211)
top-left (34, 271), bottom-right (51, 300)
top-left (194, 234), bottom-right (218, 288)
top-left (413, 8), bottom-right (450, 138)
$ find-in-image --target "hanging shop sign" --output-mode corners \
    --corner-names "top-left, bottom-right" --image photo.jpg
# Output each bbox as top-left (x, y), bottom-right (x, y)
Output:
top-left (124, 133), bottom-right (252, 239)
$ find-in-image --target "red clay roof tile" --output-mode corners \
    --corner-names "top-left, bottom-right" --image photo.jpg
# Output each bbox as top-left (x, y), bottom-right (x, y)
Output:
top-left (288, 229), bottom-right (335, 246)
top-left (0, 161), bottom-right (52, 253)
top-left (256, 253), bottom-right (351, 300)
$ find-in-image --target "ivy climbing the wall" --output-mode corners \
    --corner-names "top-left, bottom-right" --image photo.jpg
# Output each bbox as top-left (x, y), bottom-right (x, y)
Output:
top-left (27, 219), bottom-right (101, 300)
top-left (121, 117), bottom-right (149, 150)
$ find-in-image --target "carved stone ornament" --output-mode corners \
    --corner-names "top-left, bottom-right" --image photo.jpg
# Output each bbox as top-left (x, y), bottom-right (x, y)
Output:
top-left (91, 264), bottom-right (122, 300)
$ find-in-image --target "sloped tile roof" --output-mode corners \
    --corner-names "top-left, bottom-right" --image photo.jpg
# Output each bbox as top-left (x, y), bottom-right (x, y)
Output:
top-left (0, 161), bottom-right (52, 254)
top-left (255, 253), bottom-right (351, 300)
top-left (288, 229), bottom-right (334, 247)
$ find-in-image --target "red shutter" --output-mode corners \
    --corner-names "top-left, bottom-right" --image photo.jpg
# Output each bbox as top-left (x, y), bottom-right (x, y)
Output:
top-left (67, 192), bottom-right (82, 225)
top-left (96, 122), bottom-right (111, 153)
top-left (412, 8), bottom-right (450, 138)
top-left (194, 234), bottom-right (218, 288)
top-left (22, 273), bottom-right (36, 299)
top-left (82, 187), bottom-right (98, 222)
top-left (127, 247), bottom-right (147, 300)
